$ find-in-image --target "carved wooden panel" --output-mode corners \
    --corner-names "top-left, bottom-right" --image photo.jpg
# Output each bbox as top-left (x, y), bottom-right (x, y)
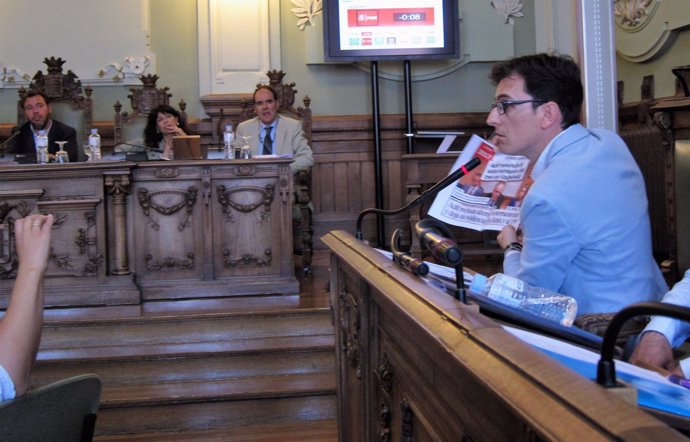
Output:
top-left (0, 163), bottom-right (139, 308)
top-left (131, 166), bottom-right (203, 282)
top-left (130, 159), bottom-right (297, 300)
top-left (211, 163), bottom-right (293, 277)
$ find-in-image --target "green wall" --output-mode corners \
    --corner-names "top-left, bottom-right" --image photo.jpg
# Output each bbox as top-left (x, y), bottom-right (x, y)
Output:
top-left (1, 0), bottom-right (539, 124)
top-left (616, 28), bottom-right (690, 103)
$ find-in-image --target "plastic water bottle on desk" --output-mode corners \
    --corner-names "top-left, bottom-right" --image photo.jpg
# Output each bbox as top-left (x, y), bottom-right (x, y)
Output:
top-left (36, 130), bottom-right (49, 164)
top-left (223, 124), bottom-right (235, 159)
top-left (88, 128), bottom-right (101, 161)
top-left (468, 273), bottom-right (577, 326)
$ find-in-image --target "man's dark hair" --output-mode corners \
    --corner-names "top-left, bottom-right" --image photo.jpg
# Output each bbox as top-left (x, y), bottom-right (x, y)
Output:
top-left (144, 104), bottom-right (187, 148)
top-left (21, 90), bottom-right (50, 108)
top-left (253, 85), bottom-right (278, 102)
top-left (489, 53), bottom-right (583, 128)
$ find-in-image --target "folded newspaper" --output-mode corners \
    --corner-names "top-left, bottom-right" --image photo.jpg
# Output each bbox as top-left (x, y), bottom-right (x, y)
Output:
top-left (427, 135), bottom-right (532, 231)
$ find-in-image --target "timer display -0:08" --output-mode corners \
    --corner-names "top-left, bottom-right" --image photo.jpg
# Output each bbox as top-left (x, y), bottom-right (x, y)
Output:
top-left (393, 12), bottom-right (426, 22)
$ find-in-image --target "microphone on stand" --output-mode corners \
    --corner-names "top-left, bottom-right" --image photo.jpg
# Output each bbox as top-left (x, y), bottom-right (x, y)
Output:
top-left (0, 130), bottom-right (21, 157)
top-left (414, 219), bottom-right (462, 266)
top-left (390, 228), bottom-right (429, 276)
top-left (355, 156), bottom-right (481, 241)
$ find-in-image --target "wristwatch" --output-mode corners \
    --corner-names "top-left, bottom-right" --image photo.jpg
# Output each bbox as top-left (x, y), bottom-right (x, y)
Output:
top-left (504, 241), bottom-right (523, 253)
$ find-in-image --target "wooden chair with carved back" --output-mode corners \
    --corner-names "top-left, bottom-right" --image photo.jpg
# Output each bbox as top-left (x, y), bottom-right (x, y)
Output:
top-left (236, 70), bottom-right (313, 273)
top-left (113, 74), bottom-right (187, 148)
top-left (17, 57), bottom-right (94, 161)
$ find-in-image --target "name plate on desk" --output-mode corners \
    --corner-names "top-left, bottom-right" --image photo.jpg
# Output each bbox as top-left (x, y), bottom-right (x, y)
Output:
top-left (172, 135), bottom-right (205, 159)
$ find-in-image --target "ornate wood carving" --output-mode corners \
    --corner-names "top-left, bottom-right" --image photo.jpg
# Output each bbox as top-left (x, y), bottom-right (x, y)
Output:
top-left (400, 397), bottom-right (413, 441)
top-left (155, 167), bottom-right (180, 179)
top-left (235, 165), bottom-right (257, 177)
top-left (76, 211), bottom-right (104, 276)
top-left (137, 186), bottom-right (198, 232)
top-left (377, 352), bottom-right (393, 394)
top-left (216, 184), bottom-right (274, 223)
top-left (145, 252), bottom-right (195, 272)
top-left (222, 248), bottom-right (272, 267)
top-left (378, 400), bottom-right (392, 442)
top-left (338, 281), bottom-right (362, 379)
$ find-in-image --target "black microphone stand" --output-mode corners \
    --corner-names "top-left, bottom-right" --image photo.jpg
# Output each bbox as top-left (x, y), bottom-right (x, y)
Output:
top-left (354, 156), bottom-right (481, 243)
top-left (597, 302), bottom-right (690, 388)
top-left (414, 218), bottom-right (467, 304)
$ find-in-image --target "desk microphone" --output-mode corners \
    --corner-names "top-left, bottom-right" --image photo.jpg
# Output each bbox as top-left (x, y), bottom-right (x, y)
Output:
top-left (390, 229), bottom-right (429, 276)
top-left (0, 130), bottom-right (21, 157)
top-left (116, 142), bottom-right (149, 150)
top-left (414, 219), bottom-right (462, 266)
top-left (355, 156), bottom-right (481, 241)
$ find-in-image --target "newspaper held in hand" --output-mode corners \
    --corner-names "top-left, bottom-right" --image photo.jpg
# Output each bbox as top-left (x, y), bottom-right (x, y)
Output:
top-left (427, 134), bottom-right (532, 231)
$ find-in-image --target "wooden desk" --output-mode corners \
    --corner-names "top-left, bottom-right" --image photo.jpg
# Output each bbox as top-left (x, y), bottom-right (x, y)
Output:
top-left (323, 230), bottom-right (685, 441)
top-left (0, 158), bottom-right (298, 308)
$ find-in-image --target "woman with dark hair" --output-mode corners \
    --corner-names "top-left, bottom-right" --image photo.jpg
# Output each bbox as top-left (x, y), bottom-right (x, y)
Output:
top-left (115, 105), bottom-right (189, 160)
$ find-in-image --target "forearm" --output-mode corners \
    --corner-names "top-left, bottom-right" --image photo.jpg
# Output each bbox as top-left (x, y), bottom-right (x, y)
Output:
top-left (0, 267), bottom-right (45, 395)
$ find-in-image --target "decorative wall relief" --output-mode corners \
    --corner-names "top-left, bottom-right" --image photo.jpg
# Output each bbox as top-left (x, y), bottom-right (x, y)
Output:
top-left (98, 56), bottom-right (152, 82)
top-left (490, 0), bottom-right (525, 25)
top-left (615, 0), bottom-right (690, 62)
top-left (614, 0), bottom-right (654, 27)
top-left (0, 66), bottom-right (30, 84)
top-left (291, 0), bottom-right (322, 30)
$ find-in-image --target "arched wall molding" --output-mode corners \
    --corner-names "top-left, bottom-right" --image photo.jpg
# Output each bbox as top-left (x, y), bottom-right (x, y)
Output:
top-left (615, 0), bottom-right (690, 63)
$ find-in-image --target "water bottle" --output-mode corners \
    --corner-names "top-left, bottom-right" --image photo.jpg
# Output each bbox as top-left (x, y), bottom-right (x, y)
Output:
top-left (36, 130), bottom-right (49, 164)
top-left (223, 124), bottom-right (235, 159)
top-left (88, 128), bottom-right (101, 161)
top-left (468, 273), bottom-right (578, 326)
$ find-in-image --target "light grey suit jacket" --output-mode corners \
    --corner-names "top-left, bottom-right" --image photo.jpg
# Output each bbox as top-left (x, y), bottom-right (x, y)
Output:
top-left (236, 115), bottom-right (313, 173)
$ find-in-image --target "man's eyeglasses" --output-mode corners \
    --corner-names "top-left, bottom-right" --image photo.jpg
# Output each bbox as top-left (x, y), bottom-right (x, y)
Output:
top-left (490, 99), bottom-right (546, 115)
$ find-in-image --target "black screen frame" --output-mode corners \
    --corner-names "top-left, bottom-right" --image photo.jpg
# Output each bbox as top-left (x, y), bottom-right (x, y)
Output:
top-left (323, 0), bottom-right (460, 62)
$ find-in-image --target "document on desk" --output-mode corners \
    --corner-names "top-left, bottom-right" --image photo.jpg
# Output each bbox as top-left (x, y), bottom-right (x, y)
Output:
top-left (427, 134), bottom-right (532, 231)
top-left (506, 326), bottom-right (690, 418)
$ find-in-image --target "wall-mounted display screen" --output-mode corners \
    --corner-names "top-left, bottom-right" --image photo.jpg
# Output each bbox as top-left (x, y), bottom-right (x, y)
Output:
top-left (323, 0), bottom-right (460, 61)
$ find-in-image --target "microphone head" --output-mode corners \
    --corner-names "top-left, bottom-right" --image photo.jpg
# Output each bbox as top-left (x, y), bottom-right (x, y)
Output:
top-left (435, 239), bottom-right (462, 265)
top-left (410, 260), bottom-right (429, 276)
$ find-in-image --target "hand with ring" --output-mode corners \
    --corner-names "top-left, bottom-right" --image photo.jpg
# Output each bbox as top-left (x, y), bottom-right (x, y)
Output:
top-left (15, 214), bottom-right (54, 275)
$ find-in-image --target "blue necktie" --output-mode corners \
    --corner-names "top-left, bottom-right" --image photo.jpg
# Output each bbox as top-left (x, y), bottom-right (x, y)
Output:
top-left (262, 126), bottom-right (273, 155)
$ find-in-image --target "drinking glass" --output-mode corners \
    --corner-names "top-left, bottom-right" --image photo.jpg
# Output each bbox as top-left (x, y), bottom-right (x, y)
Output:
top-left (55, 141), bottom-right (69, 163)
top-left (84, 144), bottom-right (93, 161)
top-left (237, 136), bottom-right (252, 159)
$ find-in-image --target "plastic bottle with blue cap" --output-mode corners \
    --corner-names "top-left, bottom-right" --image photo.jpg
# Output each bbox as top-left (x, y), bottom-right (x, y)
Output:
top-left (468, 273), bottom-right (578, 326)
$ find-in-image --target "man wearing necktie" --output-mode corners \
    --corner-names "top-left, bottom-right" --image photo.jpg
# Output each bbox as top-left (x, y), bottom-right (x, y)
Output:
top-left (236, 85), bottom-right (313, 173)
top-left (262, 125), bottom-right (273, 155)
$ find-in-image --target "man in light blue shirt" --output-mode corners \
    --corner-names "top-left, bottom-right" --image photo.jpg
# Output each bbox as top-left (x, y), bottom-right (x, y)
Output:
top-left (630, 271), bottom-right (690, 376)
top-left (488, 53), bottom-right (667, 316)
